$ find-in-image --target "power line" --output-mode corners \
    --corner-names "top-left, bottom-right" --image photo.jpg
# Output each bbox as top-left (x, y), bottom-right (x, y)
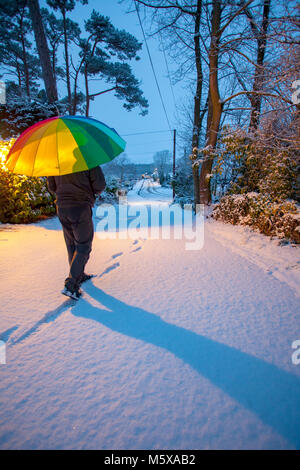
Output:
top-left (121, 129), bottom-right (171, 136)
top-left (159, 31), bottom-right (177, 111)
top-left (123, 139), bottom-right (174, 147)
top-left (134, 0), bottom-right (173, 133)
top-left (127, 150), bottom-right (170, 156)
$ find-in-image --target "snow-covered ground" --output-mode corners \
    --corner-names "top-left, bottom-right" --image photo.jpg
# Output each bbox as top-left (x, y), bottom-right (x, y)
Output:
top-left (0, 179), bottom-right (299, 450)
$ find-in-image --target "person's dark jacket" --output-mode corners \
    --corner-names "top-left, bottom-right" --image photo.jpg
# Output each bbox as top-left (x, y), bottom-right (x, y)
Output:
top-left (47, 166), bottom-right (106, 207)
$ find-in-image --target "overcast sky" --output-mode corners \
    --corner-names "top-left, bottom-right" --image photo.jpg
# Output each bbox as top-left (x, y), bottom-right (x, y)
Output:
top-left (40, 0), bottom-right (184, 164)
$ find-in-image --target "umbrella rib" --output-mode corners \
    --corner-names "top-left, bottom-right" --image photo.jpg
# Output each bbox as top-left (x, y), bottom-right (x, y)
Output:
top-left (17, 122), bottom-right (52, 177)
top-left (56, 119), bottom-right (60, 175)
top-left (10, 131), bottom-right (35, 174)
top-left (33, 124), bottom-right (52, 177)
top-left (10, 147), bottom-right (22, 174)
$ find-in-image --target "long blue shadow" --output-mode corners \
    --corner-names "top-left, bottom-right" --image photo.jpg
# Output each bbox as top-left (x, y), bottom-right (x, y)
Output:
top-left (72, 283), bottom-right (300, 448)
top-left (13, 299), bottom-right (73, 345)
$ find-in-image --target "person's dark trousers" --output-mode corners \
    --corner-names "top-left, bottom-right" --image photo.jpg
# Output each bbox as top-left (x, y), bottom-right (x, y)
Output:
top-left (57, 204), bottom-right (94, 289)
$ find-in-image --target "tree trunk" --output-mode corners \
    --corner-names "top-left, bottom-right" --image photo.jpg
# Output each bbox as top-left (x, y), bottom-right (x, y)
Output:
top-left (199, 0), bottom-right (222, 205)
top-left (19, 9), bottom-right (31, 100)
top-left (85, 66), bottom-right (90, 117)
top-left (248, 0), bottom-right (271, 130)
top-left (62, 8), bottom-right (72, 114)
top-left (52, 48), bottom-right (57, 83)
top-left (16, 59), bottom-right (23, 97)
top-left (72, 79), bottom-right (78, 115)
top-left (28, 0), bottom-right (58, 104)
top-left (72, 63), bottom-right (81, 115)
top-left (191, 0), bottom-right (203, 206)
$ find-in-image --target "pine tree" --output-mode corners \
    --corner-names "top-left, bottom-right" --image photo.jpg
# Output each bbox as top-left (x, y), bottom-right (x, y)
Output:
top-left (0, 0), bottom-right (41, 101)
top-left (46, 0), bottom-right (88, 112)
top-left (80, 10), bottom-right (148, 117)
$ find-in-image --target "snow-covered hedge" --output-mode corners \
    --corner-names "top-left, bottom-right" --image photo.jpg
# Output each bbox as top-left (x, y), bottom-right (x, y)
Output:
top-left (0, 169), bottom-right (56, 224)
top-left (210, 126), bottom-right (299, 203)
top-left (0, 139), bottom-right (56, 224)
top-left (0, 101), bottom-right (62, 139)
top-left (212, 193), bottom-right (300, 243)
top-left (97, 176), bottom-right (122, 205)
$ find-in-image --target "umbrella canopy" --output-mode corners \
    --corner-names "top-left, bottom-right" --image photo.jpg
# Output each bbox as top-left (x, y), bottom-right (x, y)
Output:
top-left (6, 115), bottom-right (126, 177)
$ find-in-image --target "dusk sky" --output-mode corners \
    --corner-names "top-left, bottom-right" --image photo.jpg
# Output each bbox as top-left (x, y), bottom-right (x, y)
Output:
top-left (40, 0), bottom-right (184, 164)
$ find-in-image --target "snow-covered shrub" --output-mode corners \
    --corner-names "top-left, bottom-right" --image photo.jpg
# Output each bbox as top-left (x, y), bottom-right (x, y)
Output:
top-left (213, 126), bottom-right (299, 202)
top-left (0, 139), bottom-right (55, 223)
top-left (0, 170), bottom-right (56, 223)
top-left (211, 124), bottom-right (300, 242)
top-left (0, 101), bottom-right (62, 139)
top-left (212, 193), bottom-right (300, 243)
top-left (210, 128), bottom-right (249, 198)
top-left (97, 176), bottom-right (120, 204)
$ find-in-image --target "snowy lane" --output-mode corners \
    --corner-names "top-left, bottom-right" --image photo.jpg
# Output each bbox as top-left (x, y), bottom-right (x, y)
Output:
top-left (0, 181), bottom-right (299, 450)
top-left (129, 179), bottom-right (173, 205)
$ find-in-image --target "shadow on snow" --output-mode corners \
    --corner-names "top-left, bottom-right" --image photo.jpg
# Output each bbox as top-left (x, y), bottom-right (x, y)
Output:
top-left (12, 281), bottom-right (300, 448)
top-left (69, 282), bottom-right (300, 449)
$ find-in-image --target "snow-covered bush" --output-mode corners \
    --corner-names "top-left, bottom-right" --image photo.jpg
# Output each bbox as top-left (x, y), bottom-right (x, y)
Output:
top-left (212, 193), bottom-right (300, 243)
top-left (0, 139), bottom-right (55, 223)
top-left (212, 126), bottom-right (299, 202)
top-left (0, 101), bottom-right (62, 139)
top-left (97, 176), bottom-right (120, 204)
top-left (0, 170), bottom-right (56, 224)
top-left (211, 124), bottom-right (300, 242)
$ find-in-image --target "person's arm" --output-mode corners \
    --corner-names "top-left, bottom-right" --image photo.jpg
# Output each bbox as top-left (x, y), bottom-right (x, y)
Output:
top-left (89, 166), bottom-right (106, 195)
top-left (47, 176), bottom-right (56, 194)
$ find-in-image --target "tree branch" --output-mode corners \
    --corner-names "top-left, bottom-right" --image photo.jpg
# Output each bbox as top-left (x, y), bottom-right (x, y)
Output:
top-left (89, 85), bottom-right (119, 98)
top-left (222, 90), bottom-right (293, 106)
top-left (134, 0), bottom-right (196, 16)
top-left (217, 0), bottom-right (255, 38)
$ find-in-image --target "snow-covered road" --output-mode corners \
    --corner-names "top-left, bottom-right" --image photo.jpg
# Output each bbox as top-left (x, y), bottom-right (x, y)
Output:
top-left (0, 179), bottom-right (299, 449)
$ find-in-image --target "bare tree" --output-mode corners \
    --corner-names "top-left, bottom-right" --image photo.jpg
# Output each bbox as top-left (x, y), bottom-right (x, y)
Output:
top-left (110, 153), bottom-right (131, 184)
top-left (153, 149), bottom-right (172, 183)
top-left (128, 0), bottom-right (299, 204)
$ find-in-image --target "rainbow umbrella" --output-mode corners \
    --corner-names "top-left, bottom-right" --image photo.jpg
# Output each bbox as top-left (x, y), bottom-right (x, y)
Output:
top-left (6, 115), bottom-right (126, 177)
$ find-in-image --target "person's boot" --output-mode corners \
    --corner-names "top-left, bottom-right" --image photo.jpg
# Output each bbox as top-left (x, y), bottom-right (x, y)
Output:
top-left (61, 279), bottom-right (82, 301)
top-left (79, 273), bottom-right (94, 284)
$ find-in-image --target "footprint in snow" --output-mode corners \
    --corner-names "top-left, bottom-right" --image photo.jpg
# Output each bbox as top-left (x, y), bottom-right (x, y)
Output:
top-left (286, 263), bottom-right (300, 270)
top-left (111, 252), bottom-right (123, 260)
top-left (131, 246), bottom-right (142, 253)
top-left (98, 262), bottom-right (120, 278)
top-left (132, 238), bottom-right (146, 245)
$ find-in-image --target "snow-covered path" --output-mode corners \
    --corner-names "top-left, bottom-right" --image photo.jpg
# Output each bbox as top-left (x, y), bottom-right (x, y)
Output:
top-left (0, 180), bottom-right (299, 450)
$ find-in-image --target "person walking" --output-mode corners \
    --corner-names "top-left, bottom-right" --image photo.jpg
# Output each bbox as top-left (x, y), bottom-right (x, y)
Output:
top-left (47, 166), bottom-right (106, 300)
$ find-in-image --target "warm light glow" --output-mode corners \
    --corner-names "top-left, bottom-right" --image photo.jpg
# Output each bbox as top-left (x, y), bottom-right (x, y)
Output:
top-left (0, 138), bottom-right (15, 171)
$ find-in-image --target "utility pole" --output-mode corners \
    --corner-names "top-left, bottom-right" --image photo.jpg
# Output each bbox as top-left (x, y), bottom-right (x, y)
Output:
top-left (173, 129), bottom-right (176, 199)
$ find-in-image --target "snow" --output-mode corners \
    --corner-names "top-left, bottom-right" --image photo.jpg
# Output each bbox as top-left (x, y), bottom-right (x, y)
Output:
top-left (0, 179), bottom-right (299, 450)
top-left (206, 217), bottom-right (300, 298)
